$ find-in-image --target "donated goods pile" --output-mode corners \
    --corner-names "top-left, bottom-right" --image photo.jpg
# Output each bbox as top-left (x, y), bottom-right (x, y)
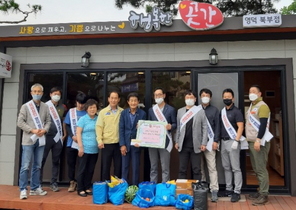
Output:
top-left (93, 176), bottom-right (208, 210)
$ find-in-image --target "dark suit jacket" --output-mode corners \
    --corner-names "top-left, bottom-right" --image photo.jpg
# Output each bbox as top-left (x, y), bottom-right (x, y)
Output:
top-left (119, 108), bottom-right (146, 152)
top-left (148, 104), bottom-right (177, 149)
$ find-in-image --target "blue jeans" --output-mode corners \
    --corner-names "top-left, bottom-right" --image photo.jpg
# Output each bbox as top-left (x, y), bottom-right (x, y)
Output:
top-left (19, 141), bottom-right (45, 191)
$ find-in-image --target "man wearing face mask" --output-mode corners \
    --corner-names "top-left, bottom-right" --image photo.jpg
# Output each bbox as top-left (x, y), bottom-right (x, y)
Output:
top-left (199, 88), bottom-right (220, 202)
top-left (175, 90), bottom-right (207, 181)
top-left (148, 87), bottom-right (177, 183)
top-left (246, 85), bottom-right (272, 206)
top-left (17, 83), bottom-right (51, 199)
top-left (41, 87), bottom-right (67, 192)
top-left (219, 88), bottom-right (244, 202)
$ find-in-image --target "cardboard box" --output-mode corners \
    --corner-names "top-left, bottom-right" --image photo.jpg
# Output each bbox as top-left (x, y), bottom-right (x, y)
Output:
top-left (176, 179), bottom-right (198, 190)
top-left (176, 188), bottom-right (193, 196)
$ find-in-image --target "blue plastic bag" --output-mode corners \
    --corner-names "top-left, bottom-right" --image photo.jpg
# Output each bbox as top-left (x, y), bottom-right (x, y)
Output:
top-left (175, 194), bottom-right (194, 210)
top-left (108, 180), bottom-right (128, 205)
top-left (93, 182), bottom-right (108, 204)
top-left (154, 183), bottom-right (176, 206)
top-left (138, 181), bottom-right (156, 194)
top-left (132, 188), bottom-right (155, 208)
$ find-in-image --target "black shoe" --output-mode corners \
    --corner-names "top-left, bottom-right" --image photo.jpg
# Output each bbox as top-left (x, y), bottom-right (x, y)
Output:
top-left (248, 192), bottom-right (260, 200)
top-left (218, 190), bottom-right (233, 197)
top-left (78, 191), bottom-right (87, 197)
top-left (252, 194), bottom-right (268, 206)
top-left (231, 193), bottom-right (241, 202)
top-left (85, 190), bottom-right (93, 195)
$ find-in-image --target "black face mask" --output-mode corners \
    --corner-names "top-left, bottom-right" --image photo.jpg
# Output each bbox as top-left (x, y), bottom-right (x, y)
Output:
top-left (223, 99), bottom-right (233, 106)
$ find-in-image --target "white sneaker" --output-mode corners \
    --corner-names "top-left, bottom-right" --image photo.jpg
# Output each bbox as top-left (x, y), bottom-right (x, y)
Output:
top-left (29, 187), bottom-right (47, 196)
top-left (20, 189), bottom-right (27, 199)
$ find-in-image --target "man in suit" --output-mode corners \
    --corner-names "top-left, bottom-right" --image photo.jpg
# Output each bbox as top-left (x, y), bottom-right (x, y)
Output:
top-left (119, 92), bottom-right (146, 185)
top-left (148, 87), bottom-right (177, 183)
top-left (175, 90), bottom-right (208, 181)
top-left (17, 83), bottom-right (51, 200)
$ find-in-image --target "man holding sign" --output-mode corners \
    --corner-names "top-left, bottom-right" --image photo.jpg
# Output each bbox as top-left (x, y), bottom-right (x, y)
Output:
top-left (175, 90), bottom-right (208, 181)
top-left (17, 83), bottom-right (51, 199)
top-left (148, 87), bottom-right (177, 183)
top-left (246, 85), bottom-right (272, 206)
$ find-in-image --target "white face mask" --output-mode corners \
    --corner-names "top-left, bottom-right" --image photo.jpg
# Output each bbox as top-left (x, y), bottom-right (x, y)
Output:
top-left (51, 95), bottom-right (61, 102)
top-left (155, 97), bottom-right (164, 105)
top-left (185, 99), bottom-right (195, 106)
top-left (249, 93), bottom-right (258, 101)
top-left (201, 97), bottom-right (210, 104)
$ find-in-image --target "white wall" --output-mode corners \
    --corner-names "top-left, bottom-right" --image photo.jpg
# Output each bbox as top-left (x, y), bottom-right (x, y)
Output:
top-left (0, 39), bottom-right (295, 185)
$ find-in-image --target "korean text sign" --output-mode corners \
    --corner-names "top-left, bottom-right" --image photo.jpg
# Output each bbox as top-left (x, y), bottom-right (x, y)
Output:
top-left (131, 120), bottom-right (167, 148)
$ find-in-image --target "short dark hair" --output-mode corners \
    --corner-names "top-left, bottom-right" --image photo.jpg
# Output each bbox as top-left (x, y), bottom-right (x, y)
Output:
top-left (127, 92), bottom-right (139, 101)
top-left (76, 91), bottom-right (87, 104)
top-left (250, 84), bottom-right (261, 92)
top-left (199, 88), bottom-right (212, 97)
top-left (84, 99), bottom-right (99, 110)
top-left (50, 87), bottom-right (62, 94)
top-left (108, 90), bottom-right (120, 98)
top-left (222, 88), bottom-right (234, 97)
top-left (184, 90), bottom-right (197, 98)
top-left (154, 87), bottom-right (165, 94)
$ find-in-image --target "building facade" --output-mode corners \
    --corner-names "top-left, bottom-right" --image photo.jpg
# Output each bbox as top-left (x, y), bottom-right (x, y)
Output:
top-left (0, 14), bottom-right (296, 195)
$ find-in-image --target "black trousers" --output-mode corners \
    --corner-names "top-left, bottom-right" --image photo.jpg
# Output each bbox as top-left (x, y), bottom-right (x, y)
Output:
top-left (101, 143), bottom-right (122, 181)
top-left (77, 153), bottom-right (98, 192)
top-left (67, 147), bottom-right (78, 181)
top-left (178, 146), bottom-right (202, 180)
top-left (41, 137), bottom-right (63, 184)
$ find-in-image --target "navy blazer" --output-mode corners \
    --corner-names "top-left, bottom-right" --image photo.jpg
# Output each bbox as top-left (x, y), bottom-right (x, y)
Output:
top-left (119, 108), bottom-right (147, 152)
top-left (148, 104), bottom-right (177, 149)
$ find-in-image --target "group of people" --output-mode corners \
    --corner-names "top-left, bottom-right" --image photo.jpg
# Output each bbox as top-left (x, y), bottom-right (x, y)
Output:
top-left (17, 83), bottom-right (271, 206)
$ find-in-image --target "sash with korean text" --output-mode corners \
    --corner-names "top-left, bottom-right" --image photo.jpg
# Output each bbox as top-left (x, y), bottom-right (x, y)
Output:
top-left (152, 104), bottom-right (173, 152)
top-left (46, 100), bottom-right (63, 144)
top-left (26, 100), bottom-right (45, 146)
top-left (180, 105), bottom-right (202, 131)
top-left (69, 108), bottom-right (79, 149)
top-left (205, 117), bottom-right (215, 151)
top-left (221, 107), bottom-right (248, 149)
top-left (247, 104), bottom-right (273, 146)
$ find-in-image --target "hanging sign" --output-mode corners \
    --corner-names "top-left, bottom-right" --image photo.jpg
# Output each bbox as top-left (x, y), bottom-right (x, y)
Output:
top-left (243, 14), bottom-right (282, 28)
top-left (179, 1), bottom-right (224, 30)
top-left (0, 52), bottom-right (12, 78)
top-left (128, 6), bottom-right (173, 32)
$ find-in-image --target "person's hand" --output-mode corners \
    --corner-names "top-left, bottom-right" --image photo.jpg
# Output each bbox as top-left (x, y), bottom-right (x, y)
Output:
top-left (72, 136), bottom-right (77, 142)
top-left (78, 148), bottom-right (84, 157)
top-left (212, 142), bottom-right (218, 151)
top-left (200, 145), bottom-right (207, 151)
top-left (134, 143), bottom-right (140, 147)
top-left (37, 129), bottom-right (46, 137)
top-left (254, 140), bottom-right (261, 152)
top-left (166, 124), bottom-right (172, 130)
top-left (175, 143), bottom-right (179, 150)
top-left (62, 134), bottom-right (67, 141)
top-left (231, 140), bottom-right (239, 150)
top-left (121, 145), bottom-right (127, 156)
top-left (31, 129), bottom-right (39, 134)
top-left (98, 142), bottom-right (104, 149)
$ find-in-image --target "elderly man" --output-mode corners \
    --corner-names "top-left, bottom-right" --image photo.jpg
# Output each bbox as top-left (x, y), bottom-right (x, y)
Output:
top-left (17, 83), bottom-right (51, 200)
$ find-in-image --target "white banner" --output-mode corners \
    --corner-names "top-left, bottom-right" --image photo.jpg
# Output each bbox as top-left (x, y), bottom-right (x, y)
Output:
top-left (0, 52), bottom-right (12, 78)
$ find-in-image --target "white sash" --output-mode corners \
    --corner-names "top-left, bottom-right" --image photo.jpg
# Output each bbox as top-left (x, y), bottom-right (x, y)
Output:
top-left (46, 101), bottom-right (63, 144)
top-left (205, 117), bottom-right (215, 151)
top-left (26, 100), bottom-right (45, 147)
top-left (247, 104), bottom-right (273, 146)
top-left (152, 104), bottom-right (173, 152)
top-left (180, 105), bottom-right (203, 131)
top-left (221, 107), bottom-right (248, 150)
top-left (69, 108), bottom-right (79, 149)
